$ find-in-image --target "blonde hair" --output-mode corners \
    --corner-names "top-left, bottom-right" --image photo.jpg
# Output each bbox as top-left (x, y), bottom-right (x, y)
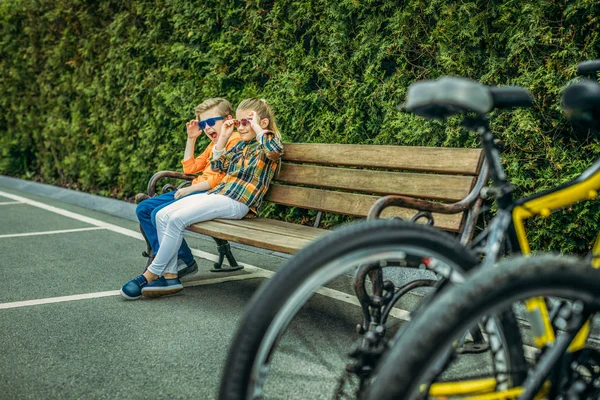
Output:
top-left (237, 98), bottom-right (281, 137)
top-left (194, 98), bottom-right (234, 119)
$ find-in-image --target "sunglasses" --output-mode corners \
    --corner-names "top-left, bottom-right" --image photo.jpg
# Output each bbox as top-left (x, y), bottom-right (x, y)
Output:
top-left (233, 118), bottom-right (252, 128)
top-left (197, 116), bottom-right (224, 130)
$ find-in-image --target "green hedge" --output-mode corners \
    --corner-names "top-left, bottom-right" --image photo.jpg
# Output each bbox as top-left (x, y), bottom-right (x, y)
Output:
top-left (1, 0), bottom-right (600, 253)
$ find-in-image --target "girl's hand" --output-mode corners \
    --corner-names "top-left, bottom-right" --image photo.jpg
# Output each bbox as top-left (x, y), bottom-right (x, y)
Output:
top-left (220, 119), bottom-right (235, 140)
top-left (186, 120), bottom-right (202, 139)
top-left (248, 111), bottom-right (266, 135)
top-left (174, 186), bottom-right (192, 200)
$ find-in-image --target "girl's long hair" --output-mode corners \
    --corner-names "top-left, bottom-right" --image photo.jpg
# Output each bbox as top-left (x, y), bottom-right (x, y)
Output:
top-left (237, 98), bottom-right (281, 137)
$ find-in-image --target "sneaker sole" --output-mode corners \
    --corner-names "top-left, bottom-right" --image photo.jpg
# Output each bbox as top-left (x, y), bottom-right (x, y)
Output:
top-left (141, 286), bottom-right (184, 298)
top-left (120, 289), bottom-right (142, 300)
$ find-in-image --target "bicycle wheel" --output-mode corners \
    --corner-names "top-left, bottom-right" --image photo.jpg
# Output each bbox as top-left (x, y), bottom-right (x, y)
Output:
top-left (365, 254), bottom-right (600, 400)
top-left (219, 219), bottom-right (508, 400)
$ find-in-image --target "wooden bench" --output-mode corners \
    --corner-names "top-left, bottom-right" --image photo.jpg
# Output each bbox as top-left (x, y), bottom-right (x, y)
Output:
top-left (138, 143), bottom-right (488, 271)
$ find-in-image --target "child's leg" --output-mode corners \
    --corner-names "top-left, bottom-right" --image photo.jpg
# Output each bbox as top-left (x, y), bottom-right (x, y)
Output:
top-left (122, 193), bottom-right (196, 300)
top-left (136, 192), bottom-right (178, 255)
top-left (150, 193), bottom-right (202, 267)
top-left (147, 194), bottom-right (249, 277)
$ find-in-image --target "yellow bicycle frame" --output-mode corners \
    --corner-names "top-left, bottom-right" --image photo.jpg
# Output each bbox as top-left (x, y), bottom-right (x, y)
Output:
top-left (512, 174), bottom-right (600, 353)
top-left (424, 171), bottom-right (600, 399)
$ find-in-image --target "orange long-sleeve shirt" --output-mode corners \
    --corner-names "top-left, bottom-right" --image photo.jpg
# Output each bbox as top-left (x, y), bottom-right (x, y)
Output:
top-left (181, 132), bottom-right (242, 188)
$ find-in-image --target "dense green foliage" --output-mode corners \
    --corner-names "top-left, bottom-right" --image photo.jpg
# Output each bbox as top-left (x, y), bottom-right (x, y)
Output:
top-left (1, 0), bottom-right (600, 253)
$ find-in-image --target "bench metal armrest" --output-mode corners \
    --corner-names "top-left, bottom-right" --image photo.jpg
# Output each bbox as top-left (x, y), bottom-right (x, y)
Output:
top-left (367, 162), bottom-right (489, 220)
top-left (147, 170), bottom-right (196, 197)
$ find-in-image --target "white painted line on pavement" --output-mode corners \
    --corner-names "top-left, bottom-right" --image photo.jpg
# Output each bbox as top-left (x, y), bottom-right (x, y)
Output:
top-left (0, 190), bottom-right (235, 264)
top-left (0, 201), bottom-right (22, 206)
top-left (0, 291), bottom-right (120, 309)
top-left (0, 273), bottom-right (268, 310)
top-left (0, 227), bottom-right (105, 239)
top-left (0, 190), bottom-right (146, 241)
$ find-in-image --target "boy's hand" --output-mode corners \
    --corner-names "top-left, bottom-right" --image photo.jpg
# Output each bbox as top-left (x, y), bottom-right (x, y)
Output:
top-left (186, 120), bottom-right (202, 139)
top-left (174, 186), bottom-right (193, 199)
top-left (248, 111), bottom-right (267, 136)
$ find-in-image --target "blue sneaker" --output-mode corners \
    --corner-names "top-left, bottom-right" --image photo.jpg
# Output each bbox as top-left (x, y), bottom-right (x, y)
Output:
top-left (177, 259), bottom-right (198, 278)
top-left (120, 275), bottom-right (148, 300)
top-left (141, 277), bottom-right (183, 298)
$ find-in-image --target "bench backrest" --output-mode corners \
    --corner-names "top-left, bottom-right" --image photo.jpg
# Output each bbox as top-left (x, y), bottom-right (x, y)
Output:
top-left (264, 143), bottom-right (484, 232)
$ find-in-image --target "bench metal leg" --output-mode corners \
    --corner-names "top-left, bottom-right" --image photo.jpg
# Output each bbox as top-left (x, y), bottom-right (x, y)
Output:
top-left (210, 238), bottom-right (244, 272)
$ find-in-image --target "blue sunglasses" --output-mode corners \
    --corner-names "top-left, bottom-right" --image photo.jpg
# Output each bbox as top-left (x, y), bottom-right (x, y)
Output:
top-left (197, 116), bottom-right (224, 130)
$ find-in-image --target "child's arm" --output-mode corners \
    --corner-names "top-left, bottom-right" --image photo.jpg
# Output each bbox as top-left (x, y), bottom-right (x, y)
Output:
top-left (256, 130), bottom-right (284, 161)
top-left (249, 111), bottom-right (284, 161)
top-left (211, 119), bottom-right (237, 172)
top-left (174, 180), bottom-right (211, 199)
top-left (181, 120), bottom-right (210, 173)
top-left (184, 119), bottom-right (202, 160)
top-left (182, 146), bottom-right (211, 174)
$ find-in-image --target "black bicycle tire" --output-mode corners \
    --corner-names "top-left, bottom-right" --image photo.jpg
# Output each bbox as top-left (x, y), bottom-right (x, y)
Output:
top-left (218, 219), bottom-right (523, 400)
top-left (365, 254), bottom-right (600, 400)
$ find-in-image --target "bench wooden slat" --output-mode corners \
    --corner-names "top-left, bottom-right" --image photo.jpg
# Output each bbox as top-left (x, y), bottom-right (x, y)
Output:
top-left (276, 163), bottom-right (475, 202)
top-left (283, 143), bottom-right (483, 175)
top-left (211, 218), bottom-right (327, 241)
top-left (187, 219), bottom-right (327, 254)
top-left (264, 184), bottom-right (463, 231)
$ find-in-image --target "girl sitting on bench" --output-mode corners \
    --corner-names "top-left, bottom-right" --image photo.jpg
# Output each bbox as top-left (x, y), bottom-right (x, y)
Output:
top-left (121, 98), bottom-right (284, 300)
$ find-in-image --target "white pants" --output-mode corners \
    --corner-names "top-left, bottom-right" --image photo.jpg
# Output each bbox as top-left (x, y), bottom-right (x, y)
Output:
top-left (147, 194), bottom-right (249, 276)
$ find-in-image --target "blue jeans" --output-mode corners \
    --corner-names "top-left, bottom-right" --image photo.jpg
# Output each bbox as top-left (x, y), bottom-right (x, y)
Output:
top-left (136, 191), bottom-right (198, 266)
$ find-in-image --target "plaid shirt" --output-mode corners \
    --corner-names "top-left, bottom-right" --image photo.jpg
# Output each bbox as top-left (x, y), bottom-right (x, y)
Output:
top-left (181, 133), bottom-right (242, 187)
top-left (208, 131), bottom-right (283, 215)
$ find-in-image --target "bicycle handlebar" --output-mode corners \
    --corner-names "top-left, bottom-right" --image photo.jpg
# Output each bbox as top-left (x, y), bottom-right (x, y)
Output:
top-left (577, 60), bottom-right (600, 76)
top-left (562, 79), bottom-right (600, 110)
top-left (490, 87), bottom-right (533, 109)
